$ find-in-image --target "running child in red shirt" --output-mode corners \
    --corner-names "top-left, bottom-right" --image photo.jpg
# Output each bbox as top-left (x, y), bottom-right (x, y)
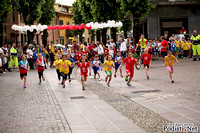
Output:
top-left (140, 48), bottom-right (152, 79)
top-left (75, 55), bottom-right (91, 90)
top-left (36, 53), bottom-right (46, 84)
top-left (120, 51), bottom-right (139, 86)
top-left (17, 54), bottom-right (30, 88)
top-left (104, 46), bottom-right (109, 58)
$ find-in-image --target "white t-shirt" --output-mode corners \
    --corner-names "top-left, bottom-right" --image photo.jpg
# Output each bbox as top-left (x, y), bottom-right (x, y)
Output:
top-left (0, 58), bottom-right (2, 66)
top-left (97, 44), bottom-right (104, 55)
top-left (26, 49), bottom-right (33, 58)
top-left (110, 42), bottom-right (116, 47)
top-left (179, 34), bottom-right (185, 41)
top-left (109, 50), bottom-right (114, 57)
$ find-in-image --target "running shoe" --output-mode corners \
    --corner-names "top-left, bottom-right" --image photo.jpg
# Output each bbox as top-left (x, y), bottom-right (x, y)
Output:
top-left (24, 84), bottom-right (26, 88)
top-left (147, 76), bottom-right (150, 80)
top-left (69, 79), bottom-right (71, 82)
top-left (105, 77), bottom-right (108, 82)
top-left (171, 80), bottom-right (174, 83)
top-left (99, 78), bottom-right (101, 81)
top-left (39, 80), bottom-right (41, 84)
top-left (82, 86), bottom-right (85, 91)
top-left (125, 76), bottom-right (128, 82)
top-left (107, 83), bottom-right (110, 87)
top-left (120, 75), bottom-right (123, 78)
top-left (42, 76), bottom-right (45, 81)
top-left (127, 82), bottom-right (131, 86)
top-left (63, 85), bottom-right (65, 88)
top-left (114, 74), bottom-right (116, 78)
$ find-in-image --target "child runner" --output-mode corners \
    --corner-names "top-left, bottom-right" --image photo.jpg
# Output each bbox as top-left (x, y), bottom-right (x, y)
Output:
top-left (17, 54), bottom-right (30, 88)
top-left (164, 51), bottom-right (179, 83)
top-left (59, 55), bottom-right (72, 88)
top-left (140, 48), bottom-right (152, 79)
top-left (67, 54), bottom-right (75, 82)
top-left (36, 53), bottom-right (46, 84)
top-left (114, 51), bottom-right (123, 78)
top-left (75, 56), bottom-right (91, 90)
top-left (120, 52), bottom-right (139, 86)
top-left (91, 55), bottom-right (101, 80)
top-left (53, 54), bottom-right (62, 84)
top-left (109, 46), bottom-right (115, 58)
top-left (104, 46), bottom-right (109, 58)
top-left (101, 55), bottom-right (115, 87)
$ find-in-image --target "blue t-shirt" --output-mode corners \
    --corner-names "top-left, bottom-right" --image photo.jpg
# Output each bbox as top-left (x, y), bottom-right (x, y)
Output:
top-left (91, 60), bottom-right (101, 68)
top-left (33, 52), bottom-right (38, 60)
top-left (115, 55), bottom-right (121, 62)
top-left (171, 43), bottom-right (176, 51)
top-left (68, 58), bottom-right (75, 68)
top-left (18, 60), bottom-right (29, 66)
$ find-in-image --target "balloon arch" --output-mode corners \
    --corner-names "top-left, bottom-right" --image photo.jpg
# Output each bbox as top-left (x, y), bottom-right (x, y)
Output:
top-left (11, 20), bottom-right (123, 32)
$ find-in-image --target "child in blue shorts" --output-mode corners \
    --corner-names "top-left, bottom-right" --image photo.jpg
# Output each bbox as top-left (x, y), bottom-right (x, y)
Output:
top-left (91, 55), bottom-right (102, 81)
top-left (114, 51), bottom-right (123, 78)
top-left (171, 39), bottom-right (176, 56)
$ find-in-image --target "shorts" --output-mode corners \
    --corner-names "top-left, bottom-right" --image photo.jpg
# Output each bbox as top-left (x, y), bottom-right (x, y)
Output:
top-left (115, 62), bottom-right (121, 70)
top-left (176, 47), bottom-right (179, 51)
top-left (126, 68), bottom-right (134, 77)
top-left (148, 52), bottom-right (152, 55)
top-left (161, 51), bottom-right (167, 57)
top-left (167, 66), bottom-right (174, 73)
top-left (144, 64), bottom-right (149, 68)
top-left (105, 70), bottom-right (112, 77)
top-left (172, 50), bottom-right (176, 53)
top-left (20, 72), bottom-right (27, 79)
top-left (81, 73), bottom-right (88, 78)
top-left (61, 72), bottom-right (68, 80)
top-left (93, 66), bottom-right (99, 75)
top-left (50, 53), bottom-right (54, 61)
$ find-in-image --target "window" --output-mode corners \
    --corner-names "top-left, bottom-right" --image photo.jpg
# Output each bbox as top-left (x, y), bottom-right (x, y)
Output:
top-left (59, 20), bottom-right (63, 25)
top-left (60, 6), bottom-right (68, 13)
top-left (66, 21), bottom-right (70, 25)
top-left (60, 36), bottom-right (64, 45)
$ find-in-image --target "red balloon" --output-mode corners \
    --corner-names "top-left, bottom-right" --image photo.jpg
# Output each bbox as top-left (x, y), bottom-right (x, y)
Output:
top-left (61, 25), bottom-right (65, 30)
top-left (75, 25), bottom-right (79, 29)
top-left (58, 25), bottom-right (62, 30)
top-left (87, 26), bottom-right (92, 30)
top-left (81, 23), bottom-right (85, 29)
top-left (79, 26), bottom-right (82, 30)
top-left (66, 25), bottom-right (69, 30)
top-left (55, 25), bottom-right (59, 29)
top-left (49, 26), bottom-right (53, 30)
top-left (53, 26), bottom-right (57, 30)
top-left (72, 25), bottom-right (76, 29)
top-left (69, 25), bottom-right (73, 30)
top-left (47, 27), bottom-right (51, 30)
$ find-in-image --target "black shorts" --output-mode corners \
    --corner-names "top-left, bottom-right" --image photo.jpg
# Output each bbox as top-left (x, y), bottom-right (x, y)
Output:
top-left (148, 52), bottom-right (152, 55)
top-left (20, 73), bottom-right (27, 78)
top-left (61, 72), bottom-right (68, 80)
top-left (144, 64), bottom-right (149, 68)
top-left (50, 53), bottom-right (54, 61)
top-left (161, 51), bottom-right (167, 57)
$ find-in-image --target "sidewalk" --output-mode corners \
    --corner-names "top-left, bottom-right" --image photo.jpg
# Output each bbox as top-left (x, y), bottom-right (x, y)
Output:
top-left (95, 59), bottom-right (200, 129)
top-left (45, 69), bottom-right (145, 133)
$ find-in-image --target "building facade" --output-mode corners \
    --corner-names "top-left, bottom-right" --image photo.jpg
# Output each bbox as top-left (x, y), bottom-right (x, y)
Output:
top-left (143, 0), bottom-right (200, 39)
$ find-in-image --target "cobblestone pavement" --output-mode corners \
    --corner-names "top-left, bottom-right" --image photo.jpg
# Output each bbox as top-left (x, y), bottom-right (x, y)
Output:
top-left (0, 69), bottom-right (72, 133)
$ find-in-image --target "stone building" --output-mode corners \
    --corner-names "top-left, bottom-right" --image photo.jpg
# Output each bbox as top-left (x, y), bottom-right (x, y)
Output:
top-left (143, 0), bottom-right (200, 39)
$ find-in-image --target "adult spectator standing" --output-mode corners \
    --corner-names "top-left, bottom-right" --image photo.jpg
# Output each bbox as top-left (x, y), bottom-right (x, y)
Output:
top-left (120, 38), bottom-right (127, 58)
top-left (106, 40), bottom-right (111, 49)
top-left (23, 42), bottom-right (28, 54)
top-left (190, 30), bottom-right (200, 61)
top-left (17, 44), bottom-right (23, 62)
top-left (27, 44), bottom-right (34, 70)
top-left (179, 31), bottom-right (185, 42)
top-left (97, 41), bottom-right (104, 63)
top-left (49, 41), bottom-right (55, 68)
top-left (164, 34), bottom-right (171, 50)
top-left (33, 40), bottom-right (38, 48)
top-left (8, 43), bottom-right (18, 72)
top-left (160, 36), bottom-right (169, 66)
top-left (110, 39), bottom-right (116, 48)
top-left (180, 27), bottom-right (186, 35)
top-left (169, 34), bottom-right (175, 42)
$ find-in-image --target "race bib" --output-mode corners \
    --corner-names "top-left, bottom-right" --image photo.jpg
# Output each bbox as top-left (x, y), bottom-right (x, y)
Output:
top-left (62, 64), bottom-right (66, 69)
top-left (169, 60), bottom-right (172, 64)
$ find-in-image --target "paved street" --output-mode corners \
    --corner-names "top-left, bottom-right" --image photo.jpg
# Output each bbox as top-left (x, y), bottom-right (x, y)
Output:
top-left (0, 58), bottom-right (200, 133)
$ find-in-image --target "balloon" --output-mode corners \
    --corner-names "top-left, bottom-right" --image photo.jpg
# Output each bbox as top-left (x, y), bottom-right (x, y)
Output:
top-left (72, 25), bottom-right (76, 29)
top-left (66, 25), bottom-right (70, 30)
top-left (78, 26), bottom-right (82, 30)
top-left (81, 23), bottom-right (85, 28)
top-left (87, 26), bottom-right (92, 30)
top-left (75, 25), bottom-right (79, 29)
top-left (69, 25), bottom-right (73, 30)
top-left (47, 27), bottom-right (51, 30)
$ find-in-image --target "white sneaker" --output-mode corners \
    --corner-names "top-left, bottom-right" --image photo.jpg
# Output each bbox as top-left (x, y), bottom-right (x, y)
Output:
top-left (99, 78), bottom-right (101, 81)
top-left (3, 72), bottom-right (6, 74)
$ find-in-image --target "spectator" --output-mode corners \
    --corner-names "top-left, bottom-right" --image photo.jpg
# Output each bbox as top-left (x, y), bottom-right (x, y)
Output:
top-left (97, 41), bottom-right (104, 63)
top-left (160, 36), bottom-right (169, 66)
top-left (23, 42), bottom-right (28, 54)
top-left (120, 38), bottom-right (127, 58)
top-left (180, 27), bottom-right (186, 34)
top-left (17, 44), bottom-right (23, 62)
top-left (49, 41), bottom-right (55, 68)
top-left (110, 39), bottom-right (116, 48)
top-left (27, 44), bottom-right (34, 70)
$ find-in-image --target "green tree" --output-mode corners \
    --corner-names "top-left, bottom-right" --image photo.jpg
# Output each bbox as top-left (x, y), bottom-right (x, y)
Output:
top-left (39, 0), bottom-right (56, 47)
top-left (120, 19), bottom-right (132, 38)
top-left (0, 0), bottom-right (12, 46)
top-left (71, 1), bottom-right (85, 43)
top-left (118, 0), bottom-right (153, 43)
top-left (15, 0), bottom-right (45, 44)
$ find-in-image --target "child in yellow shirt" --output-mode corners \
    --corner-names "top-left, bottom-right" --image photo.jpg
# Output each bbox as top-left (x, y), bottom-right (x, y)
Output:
top-left (53, 54), bottom-right (62, 84)
top-left (181, 38), bottom-right (189, 58)
top-left (164, 51), bottom-right (179, 83)
top-left (58, 55), bottom-right (72, 88)
top-left (101, 55), bottom-right (115, 87)
top-left (175, 37), bottom-right (180, 58)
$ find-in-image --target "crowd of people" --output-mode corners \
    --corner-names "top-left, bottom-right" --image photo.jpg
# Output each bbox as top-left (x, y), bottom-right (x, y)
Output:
top-left (0, 28), bottom-right (199, 90)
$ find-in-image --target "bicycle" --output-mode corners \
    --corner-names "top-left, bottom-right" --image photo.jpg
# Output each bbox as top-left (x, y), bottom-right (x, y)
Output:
top-left (134, 49), bottom-right (143, 70)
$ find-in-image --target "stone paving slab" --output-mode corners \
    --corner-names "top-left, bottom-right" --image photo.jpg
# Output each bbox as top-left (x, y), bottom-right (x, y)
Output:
top-left (0, 69), bottom-right (72, 133)
top-left (45, 69), bottom-right (145, 133)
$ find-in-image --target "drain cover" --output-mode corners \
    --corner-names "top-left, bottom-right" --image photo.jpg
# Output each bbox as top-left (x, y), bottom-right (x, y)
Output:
top-left (70, 96), bottom-right (86, 100)
top-left (107, 98), bottom-right (125, 102)
top-left (132, 90), bottom-right (161, 94)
